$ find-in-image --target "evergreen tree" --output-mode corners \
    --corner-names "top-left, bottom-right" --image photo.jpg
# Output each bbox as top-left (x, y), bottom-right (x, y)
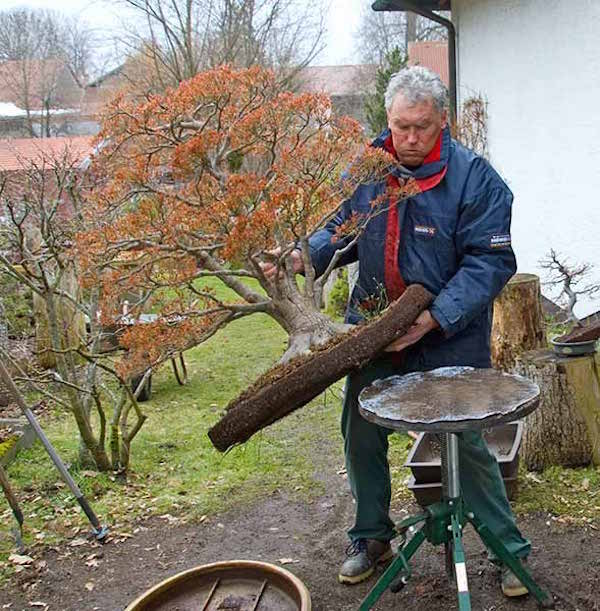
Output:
top-left (364, 47), bottom-right (407, 137)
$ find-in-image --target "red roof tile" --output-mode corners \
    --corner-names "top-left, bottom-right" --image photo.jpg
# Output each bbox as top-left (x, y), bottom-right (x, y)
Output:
top-left (408, 41), bottom-right (449, 87)
top-left (0, 136), bottom-right (94, 171)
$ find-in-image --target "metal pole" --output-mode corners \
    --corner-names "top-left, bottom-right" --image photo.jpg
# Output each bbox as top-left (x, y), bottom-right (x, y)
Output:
top-left (443, 432), bottom-right (460, 499)
top-left (0, 358), bottom-right (108, 540)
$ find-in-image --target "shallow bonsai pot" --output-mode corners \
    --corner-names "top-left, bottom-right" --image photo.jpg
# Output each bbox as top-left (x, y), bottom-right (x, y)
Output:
top-left (125, 560), bottom-right (311, 611)
top-left (551, 338), bottom-right (598, 357)
top-left (405, 422), bottom-right (523, 484)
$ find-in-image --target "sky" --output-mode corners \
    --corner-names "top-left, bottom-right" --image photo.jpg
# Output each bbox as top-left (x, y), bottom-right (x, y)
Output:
top-left (2, 0), bottom-right (370, 69)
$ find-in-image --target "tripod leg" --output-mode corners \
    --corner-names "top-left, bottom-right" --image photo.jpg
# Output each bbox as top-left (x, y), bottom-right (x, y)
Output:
top-left (451, 514), bottom-right (471, 611)
top-left (466, 510), bottom-right (552, 606)
top-left (445, 541), bottom-right (454, 581)
top-left (358, 526), bottom-right (427, 611)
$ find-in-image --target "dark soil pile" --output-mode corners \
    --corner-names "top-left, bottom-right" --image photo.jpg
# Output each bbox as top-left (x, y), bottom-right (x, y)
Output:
top-left (208, 285), bottom-right (433, 451)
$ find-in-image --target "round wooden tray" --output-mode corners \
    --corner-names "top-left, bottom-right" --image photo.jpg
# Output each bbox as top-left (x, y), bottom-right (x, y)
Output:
top-left (125, 560), bottom-right (311, 611)
top-left (358, 366), bottom-right (540, 433)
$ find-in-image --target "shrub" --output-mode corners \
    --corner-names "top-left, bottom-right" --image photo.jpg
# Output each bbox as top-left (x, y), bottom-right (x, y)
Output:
top-left (326, 269), bottom-right (349, 319)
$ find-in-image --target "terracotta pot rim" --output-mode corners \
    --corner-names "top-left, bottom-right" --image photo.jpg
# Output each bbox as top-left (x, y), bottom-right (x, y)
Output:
top-left (124, 559), bottom-right (311, 611)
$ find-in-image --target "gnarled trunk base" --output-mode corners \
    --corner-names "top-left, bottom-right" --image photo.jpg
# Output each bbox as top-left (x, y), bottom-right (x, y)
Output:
top-left (208, 284), bottom-right (433, 452)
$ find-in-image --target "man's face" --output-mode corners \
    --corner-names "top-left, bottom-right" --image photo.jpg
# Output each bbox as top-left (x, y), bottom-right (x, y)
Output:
top-left (387, 93), bottom-right (447, 166)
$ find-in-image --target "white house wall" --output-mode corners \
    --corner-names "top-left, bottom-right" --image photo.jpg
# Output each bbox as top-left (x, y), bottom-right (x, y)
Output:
top-left (453, 0), bottom-right (600, 316)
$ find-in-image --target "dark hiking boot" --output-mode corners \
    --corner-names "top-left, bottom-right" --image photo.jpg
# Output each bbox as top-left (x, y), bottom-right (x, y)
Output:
top-left (501, 557), bottom-right (529, 597)
top-left (338, 538), bottom-right (393, 585)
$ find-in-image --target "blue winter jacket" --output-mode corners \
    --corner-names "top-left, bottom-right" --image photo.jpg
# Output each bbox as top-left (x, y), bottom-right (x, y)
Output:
top-left (308, 127), bottom-right (516, 369)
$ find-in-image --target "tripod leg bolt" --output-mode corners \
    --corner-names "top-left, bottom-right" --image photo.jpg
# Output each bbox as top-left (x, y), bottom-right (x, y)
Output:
top-left (390, 574), bottom-right (409, 593)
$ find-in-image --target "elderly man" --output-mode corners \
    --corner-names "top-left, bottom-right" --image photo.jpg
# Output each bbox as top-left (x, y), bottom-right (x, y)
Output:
top-left (277, 66), bottom-right (530, 597)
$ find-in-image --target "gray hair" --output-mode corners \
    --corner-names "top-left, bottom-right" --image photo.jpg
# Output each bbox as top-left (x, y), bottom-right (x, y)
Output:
top-left (384, 66), bottom-right (448, 114)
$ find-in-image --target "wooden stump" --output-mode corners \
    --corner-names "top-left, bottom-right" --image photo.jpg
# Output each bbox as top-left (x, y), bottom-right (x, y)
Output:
top-left (516, 349), bottom-right (600, 470)
top-left (208, 284), bottom-right (433, 452)
top-left (491, 273), bottom-right (547, 371)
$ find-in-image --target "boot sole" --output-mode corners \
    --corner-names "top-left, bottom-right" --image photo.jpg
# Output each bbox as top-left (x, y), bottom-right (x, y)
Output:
top-left (502, 584), bottom-right (529, 598)
top-left (338, 548), bottom-right (394, 585)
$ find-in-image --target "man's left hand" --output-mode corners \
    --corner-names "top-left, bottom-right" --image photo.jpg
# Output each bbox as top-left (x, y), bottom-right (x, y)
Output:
top-left (384, 310), bottom-right (440, 353)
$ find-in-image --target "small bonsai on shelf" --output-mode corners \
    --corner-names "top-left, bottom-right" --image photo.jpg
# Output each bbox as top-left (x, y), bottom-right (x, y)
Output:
top-left (540, 249), bottom-right (600, 345)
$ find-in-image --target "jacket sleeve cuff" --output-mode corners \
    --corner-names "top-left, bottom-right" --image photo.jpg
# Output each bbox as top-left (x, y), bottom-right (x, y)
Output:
top-left (308, 241), bottom-right (330, 278)
top-left (430, 292), bottom-right (463, 338)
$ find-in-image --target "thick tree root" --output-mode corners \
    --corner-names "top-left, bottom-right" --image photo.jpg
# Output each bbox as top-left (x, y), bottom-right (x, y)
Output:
top-left (208, 284), bottom-right (433, 452)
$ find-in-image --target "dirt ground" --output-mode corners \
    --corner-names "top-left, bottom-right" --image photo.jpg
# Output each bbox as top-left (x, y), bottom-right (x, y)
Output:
top-left (2, 458), bottom-right (599, 611)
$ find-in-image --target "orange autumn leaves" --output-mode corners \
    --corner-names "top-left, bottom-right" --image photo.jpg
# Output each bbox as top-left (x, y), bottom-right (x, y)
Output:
top-left (86, 65), bottom-right (397, 262)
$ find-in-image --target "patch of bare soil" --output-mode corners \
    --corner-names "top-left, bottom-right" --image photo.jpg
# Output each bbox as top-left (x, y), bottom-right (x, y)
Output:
top-left (2, 438), bottom-right (599, 611)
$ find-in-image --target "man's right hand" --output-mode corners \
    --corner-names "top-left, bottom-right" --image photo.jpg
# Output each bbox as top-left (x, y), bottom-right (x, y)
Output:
top-left (260, 248), bottom-right (304, 280)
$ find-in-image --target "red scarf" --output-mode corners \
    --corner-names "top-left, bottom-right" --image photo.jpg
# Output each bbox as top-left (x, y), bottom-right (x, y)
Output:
top-left (382, 132), bottom-right (447, 302)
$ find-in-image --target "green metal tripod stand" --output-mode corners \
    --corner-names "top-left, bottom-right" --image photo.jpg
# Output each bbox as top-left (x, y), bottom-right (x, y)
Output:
top-left (356, 367), bottom-right (554, 611)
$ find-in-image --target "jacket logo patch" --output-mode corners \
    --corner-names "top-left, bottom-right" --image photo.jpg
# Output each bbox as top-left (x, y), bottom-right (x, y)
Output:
top-left (414, 225), bottom-right (436, 237)
top-left (490, 234), bottom-right (511, 248)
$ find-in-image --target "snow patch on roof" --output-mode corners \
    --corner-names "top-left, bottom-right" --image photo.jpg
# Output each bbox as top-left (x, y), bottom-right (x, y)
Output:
top-left (0, 102), bottom-right (79, 118)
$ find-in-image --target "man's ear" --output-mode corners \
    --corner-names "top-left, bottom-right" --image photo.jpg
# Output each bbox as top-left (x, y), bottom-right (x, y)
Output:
top-left (441, 109), bottom-right (448, 129)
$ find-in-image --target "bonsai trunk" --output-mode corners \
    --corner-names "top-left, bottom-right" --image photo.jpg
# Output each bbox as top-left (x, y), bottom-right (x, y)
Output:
top-left (271, 294), bottom-right (348, 363)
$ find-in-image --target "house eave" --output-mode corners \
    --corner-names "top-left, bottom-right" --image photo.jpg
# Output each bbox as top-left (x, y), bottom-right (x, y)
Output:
top-left (372, 0), bottom-right (451, 11)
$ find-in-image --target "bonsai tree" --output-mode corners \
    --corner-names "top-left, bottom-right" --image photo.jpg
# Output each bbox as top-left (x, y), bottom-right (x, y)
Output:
top-left (540, 249), bottom-right (600, 327)
top-left (79, 65), bottom-right (418, 377)
top-left (76, 65), bottom-right (434, 451)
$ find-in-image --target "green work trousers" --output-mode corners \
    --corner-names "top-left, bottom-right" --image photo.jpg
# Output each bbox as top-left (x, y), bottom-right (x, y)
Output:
top-left (341, 356), bottom-right (531, 560)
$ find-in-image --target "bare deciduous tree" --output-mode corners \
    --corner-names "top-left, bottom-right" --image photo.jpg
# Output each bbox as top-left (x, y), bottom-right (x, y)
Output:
top-left (0, 149), bottom-right (147, 472)
top-left (0, 8), bottom-right (94, 137)
top-left (115, 0), bottom-right (326, 93)
top-left (456, 94), bottom-right (488, 158)
top-left (356, 9), bottom-right (447, 65)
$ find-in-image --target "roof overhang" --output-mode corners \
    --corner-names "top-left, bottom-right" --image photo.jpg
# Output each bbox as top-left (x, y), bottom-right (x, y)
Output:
top-left (372, 0), bottom-right (451, 11)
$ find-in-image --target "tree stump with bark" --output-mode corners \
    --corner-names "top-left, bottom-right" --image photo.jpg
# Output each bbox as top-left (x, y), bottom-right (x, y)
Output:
top-left (516, 349), bottom-right (600, 470)
top-left (208, 284), bottom-right (433, 452)
top-left (491, 273), bottom-right (547, 371)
